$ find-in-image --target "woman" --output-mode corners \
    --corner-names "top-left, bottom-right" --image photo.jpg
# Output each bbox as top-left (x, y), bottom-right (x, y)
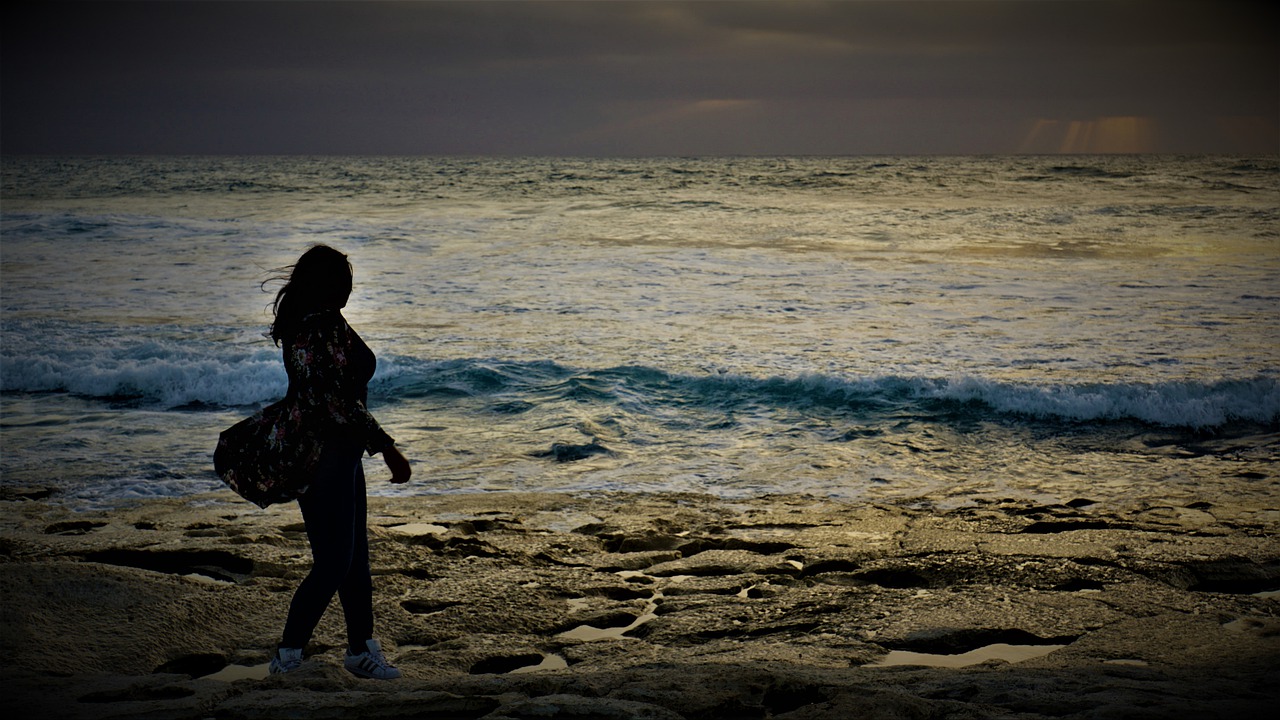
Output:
top-left (225, 244), bottom-right (411, 680)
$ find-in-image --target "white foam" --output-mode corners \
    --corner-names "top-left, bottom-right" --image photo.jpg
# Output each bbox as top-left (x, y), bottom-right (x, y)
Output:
top-left (929, 375), bottom-right (1280, 428)
top-left (2, 347), bottom-right (286, 407)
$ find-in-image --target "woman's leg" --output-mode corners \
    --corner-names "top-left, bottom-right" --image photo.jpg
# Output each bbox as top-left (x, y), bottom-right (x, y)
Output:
top-left (337, 462), bottom-right (374, 654)
top-left (280, 440), bottom-right (365, 650)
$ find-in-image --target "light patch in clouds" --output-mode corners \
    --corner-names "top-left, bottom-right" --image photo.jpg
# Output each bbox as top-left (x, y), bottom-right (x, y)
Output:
top-left (1021, 116), bottom-right (1159, 154)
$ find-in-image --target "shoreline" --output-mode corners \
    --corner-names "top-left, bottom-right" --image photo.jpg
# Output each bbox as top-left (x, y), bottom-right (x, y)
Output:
top-left (3, 488), bottom-right (1278, 718)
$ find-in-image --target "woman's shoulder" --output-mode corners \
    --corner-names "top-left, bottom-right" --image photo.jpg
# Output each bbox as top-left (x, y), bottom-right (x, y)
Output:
top-left (298, 309), bottom-right (346, 328)
top-left (288, 310), bottom-right (348, 344)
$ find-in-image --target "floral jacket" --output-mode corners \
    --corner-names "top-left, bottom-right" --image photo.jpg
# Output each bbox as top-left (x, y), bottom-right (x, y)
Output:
top-left (215, 310), bottom-right (394, 507)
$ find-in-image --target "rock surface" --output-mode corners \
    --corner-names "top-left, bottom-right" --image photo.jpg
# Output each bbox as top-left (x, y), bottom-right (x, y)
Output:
top-left (2, 490), bottom-right (1277, 718)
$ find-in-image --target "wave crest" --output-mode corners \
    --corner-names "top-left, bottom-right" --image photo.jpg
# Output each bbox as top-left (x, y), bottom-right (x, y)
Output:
top-left (1, 331), bottom-right (286, 407)
top-left (3, 341), bottom-right (1275, 429)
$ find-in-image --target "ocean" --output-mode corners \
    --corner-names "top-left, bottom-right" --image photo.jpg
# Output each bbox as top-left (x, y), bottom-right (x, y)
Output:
top-left (2, 156), bottom-right (1277, 510)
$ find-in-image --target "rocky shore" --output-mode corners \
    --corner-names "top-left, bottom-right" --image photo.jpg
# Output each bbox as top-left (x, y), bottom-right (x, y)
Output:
top-left (3, 488), bottom-right (1278, 719)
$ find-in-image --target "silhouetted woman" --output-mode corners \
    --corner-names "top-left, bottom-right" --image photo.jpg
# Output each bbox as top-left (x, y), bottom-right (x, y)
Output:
top-left (216, 244), bottom-right (410, 679)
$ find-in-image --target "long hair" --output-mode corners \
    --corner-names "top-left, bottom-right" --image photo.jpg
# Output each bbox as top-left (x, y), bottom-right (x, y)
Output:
top-left (266, 245), bottom-right (353, 346)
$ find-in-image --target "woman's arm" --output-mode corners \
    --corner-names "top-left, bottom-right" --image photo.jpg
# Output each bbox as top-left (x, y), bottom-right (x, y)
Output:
top-left (383, 444), bottom-right (412, 484)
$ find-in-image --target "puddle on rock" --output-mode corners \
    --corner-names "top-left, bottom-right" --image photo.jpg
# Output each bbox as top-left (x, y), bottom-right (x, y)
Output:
top-left (387, 523), bottom-right (449, 537)
top-left (557, 606), bottom-right (659, 641)
top-left (557, 570), bottom-right (671, 641)
top-left (509, 653), bottom-right (569, 673)
top-left (866, 643), bottom-right (1065, 668)
top-left (202, 662), bottom-right (271, 682)
top-left (182, 573), bottom-right (234, 585)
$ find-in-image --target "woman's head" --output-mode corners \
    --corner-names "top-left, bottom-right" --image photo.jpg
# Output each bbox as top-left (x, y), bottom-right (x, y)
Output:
top-left (267, 245), bottom-right (353, 344)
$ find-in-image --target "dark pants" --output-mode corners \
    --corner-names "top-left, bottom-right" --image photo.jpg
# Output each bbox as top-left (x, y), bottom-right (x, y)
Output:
top-left (281, 440), bottom-right (373, 654)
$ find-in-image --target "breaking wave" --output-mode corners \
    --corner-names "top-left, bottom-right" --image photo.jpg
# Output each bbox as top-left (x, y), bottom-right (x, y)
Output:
top-left (4, 335), bottom-right (1275, 430)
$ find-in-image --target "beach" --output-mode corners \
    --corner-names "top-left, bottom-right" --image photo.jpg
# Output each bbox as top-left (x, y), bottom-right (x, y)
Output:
top-left (4, 484), bottom-right (1277, 719)
top-left (2, 155), bottom-right (1277, 716)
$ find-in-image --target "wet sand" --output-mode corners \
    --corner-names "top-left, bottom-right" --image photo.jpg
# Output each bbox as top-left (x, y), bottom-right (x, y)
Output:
top-left (2, 488), bottom-right (1278, 719)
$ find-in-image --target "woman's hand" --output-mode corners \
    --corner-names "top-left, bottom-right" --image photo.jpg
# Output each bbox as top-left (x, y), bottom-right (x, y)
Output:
top-left (383, 445), bottom-right (412, 484)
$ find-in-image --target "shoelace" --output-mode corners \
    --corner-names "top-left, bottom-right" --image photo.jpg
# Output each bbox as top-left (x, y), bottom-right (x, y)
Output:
top-left (272, 656), bottom-right (300, 672)
top-left (361, 650), bottom-right (391, 670)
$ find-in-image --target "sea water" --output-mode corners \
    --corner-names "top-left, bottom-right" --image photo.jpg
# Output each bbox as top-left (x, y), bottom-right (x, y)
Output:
top-left (2, 156), bottom-right (1277, 509)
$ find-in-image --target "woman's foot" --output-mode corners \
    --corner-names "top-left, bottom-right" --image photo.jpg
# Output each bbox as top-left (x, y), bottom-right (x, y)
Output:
top-left (344, 639), bottom-right (401, 679)
top-left (269, 647), bottom-right (303, 674)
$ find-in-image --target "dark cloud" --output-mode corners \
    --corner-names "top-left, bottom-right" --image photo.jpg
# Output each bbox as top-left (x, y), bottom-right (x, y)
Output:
top-left (3, 1), bottom-right (1275, 155)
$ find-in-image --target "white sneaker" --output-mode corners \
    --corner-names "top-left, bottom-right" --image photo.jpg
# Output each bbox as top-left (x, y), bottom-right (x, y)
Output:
top-left (344, 639), bottom-right (401, 680)
top-left (269, 647), bottom-right (303, 674)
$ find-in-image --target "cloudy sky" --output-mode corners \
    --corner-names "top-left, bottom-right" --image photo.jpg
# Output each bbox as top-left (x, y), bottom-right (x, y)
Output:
top-left (3, 0), bottom-right (1276, 155)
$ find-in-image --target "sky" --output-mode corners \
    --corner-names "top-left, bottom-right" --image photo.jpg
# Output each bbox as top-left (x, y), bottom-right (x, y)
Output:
top-left (2, 0), bottom-right (1276, 156)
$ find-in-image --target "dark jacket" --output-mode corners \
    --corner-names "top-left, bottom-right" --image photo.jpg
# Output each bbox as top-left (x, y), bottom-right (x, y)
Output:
top-left (215, 311), bottom-right (393, 507)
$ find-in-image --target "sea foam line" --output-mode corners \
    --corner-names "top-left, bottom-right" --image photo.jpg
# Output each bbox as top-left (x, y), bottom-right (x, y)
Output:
top-left (677, 371), bottom-right (1279, 429)
top-left (3, 341), bottom-right (1275, 429)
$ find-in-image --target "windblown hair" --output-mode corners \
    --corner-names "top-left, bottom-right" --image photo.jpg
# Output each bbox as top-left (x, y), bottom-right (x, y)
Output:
top-left (266, 245), bottom-right (353, 346)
